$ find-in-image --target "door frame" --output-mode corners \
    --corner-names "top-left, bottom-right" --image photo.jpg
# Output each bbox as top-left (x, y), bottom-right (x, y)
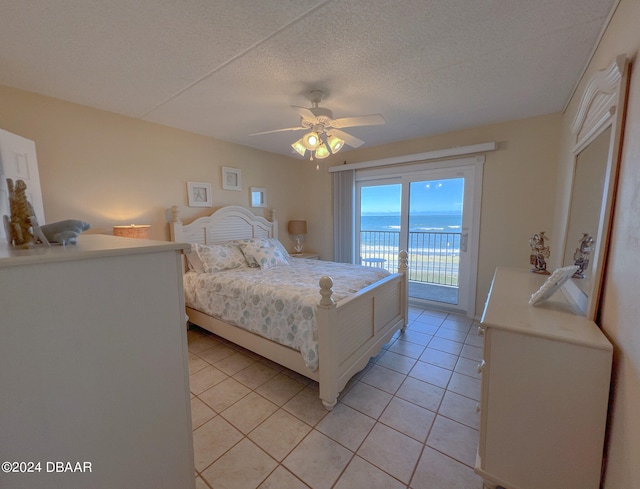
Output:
top-left (355, 156), bottom-right (484, 318)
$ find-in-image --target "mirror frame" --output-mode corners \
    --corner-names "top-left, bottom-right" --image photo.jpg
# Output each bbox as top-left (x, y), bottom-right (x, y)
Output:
top-left (562, 54), bottom-right (630, 320)
top-left (250, 187), bottom-right (267, 208)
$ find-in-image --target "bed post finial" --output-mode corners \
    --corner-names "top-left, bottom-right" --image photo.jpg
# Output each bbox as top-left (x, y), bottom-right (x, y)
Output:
top-left (171, 205), bottom-right (182, 223)
top-left (399, 250), bottom-right (408, 272)
top-left (319, 276), bottom-right (334, 306)
top-left (270, 209), bottom-right (278, 240)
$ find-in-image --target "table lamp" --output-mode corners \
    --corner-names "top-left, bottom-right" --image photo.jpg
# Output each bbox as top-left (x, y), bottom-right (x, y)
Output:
top-left (287, 220), bottom-right (307, 254)
top-left (113, 224), bottom-right (151, 239)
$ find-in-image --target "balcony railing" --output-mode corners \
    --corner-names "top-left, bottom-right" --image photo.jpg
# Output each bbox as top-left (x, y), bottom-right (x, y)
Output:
top-left (360, 230), bottom-right (460, 287)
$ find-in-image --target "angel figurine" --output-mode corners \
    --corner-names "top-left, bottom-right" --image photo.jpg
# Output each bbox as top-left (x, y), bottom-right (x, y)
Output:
top-left (529, 231), bottom-right (550, 275)
top-left (573, 233), bottom-right (594, 278)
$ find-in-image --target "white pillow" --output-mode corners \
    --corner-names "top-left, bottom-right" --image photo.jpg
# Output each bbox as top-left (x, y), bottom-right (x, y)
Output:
top-left (265, 238), bottom-right (291, 259)
top-left (185, 246), bottom-right (204, 272)
top-left (236, 238), bottom-right (290, 270)
top-left (195, 243), bottom-right (248, 273)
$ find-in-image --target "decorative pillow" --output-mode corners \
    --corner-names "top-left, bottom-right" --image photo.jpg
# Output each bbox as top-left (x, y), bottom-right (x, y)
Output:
top-left (232, 238), bottom-right (267, 267)
top-left (195, 243), bottom-right (248, 273)
top-left (265, 238), bottom-right (291, 259)
top-left (237, 238), bottom-right (290, 270)
top-left (185, 245), bottom-right (204, 273)
top-left (40, 219), bottom-right (91, 245)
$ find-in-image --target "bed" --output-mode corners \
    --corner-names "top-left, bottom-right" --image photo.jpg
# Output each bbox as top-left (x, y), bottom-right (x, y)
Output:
top-left (170, 205), bottom-right (408, 410)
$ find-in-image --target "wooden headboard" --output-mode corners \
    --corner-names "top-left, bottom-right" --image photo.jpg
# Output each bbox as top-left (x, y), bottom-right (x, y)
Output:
top-left (169, 205), bottom-right (278, 245)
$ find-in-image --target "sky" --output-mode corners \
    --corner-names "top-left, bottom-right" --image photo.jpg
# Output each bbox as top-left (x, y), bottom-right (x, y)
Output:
top-left (361, 178), bottom-right (464, 214)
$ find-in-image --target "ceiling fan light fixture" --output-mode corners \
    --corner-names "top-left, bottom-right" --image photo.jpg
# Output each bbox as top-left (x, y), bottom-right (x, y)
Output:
top-left (291, 139), bottom-right (306, 156)
top-left (251, 93), bottom-right (385, 157)
top-left (302, 131), bottom-right (321, 150)
top-left (314, 144), bottom-right (330, 159)
top-left (328, 135), bottom-right (344, 153)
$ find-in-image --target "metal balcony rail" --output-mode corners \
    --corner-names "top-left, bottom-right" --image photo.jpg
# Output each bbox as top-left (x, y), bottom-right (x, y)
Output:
top-left (360, 230), bottom-right (460, 286)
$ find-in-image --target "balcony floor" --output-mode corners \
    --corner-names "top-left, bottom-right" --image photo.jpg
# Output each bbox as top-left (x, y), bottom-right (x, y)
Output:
top-left (409, 280), bottom-right (459, 305)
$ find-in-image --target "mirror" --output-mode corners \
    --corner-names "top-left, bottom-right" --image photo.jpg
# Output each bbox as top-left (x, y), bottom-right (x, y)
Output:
top-left (561, 55), bottom-right (629, 320)
top-left (250, 187), bottom-right (267, 208)
top-left (562, 127), bottom-right (610, 295)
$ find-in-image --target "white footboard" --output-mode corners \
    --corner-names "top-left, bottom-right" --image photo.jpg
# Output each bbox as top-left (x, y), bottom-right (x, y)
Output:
top-left (316, 251), bottom-right (408, 410)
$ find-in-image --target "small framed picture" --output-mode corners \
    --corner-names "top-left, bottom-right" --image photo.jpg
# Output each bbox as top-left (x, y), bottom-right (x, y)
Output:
top-left (222, 167), bottom-right (242, 191)
top-left (250, 187), bottom-right (267, 208)
top-left (529, 265), bottom-right (580, 306)
top-left (187, 181), bottom-right (212, 207)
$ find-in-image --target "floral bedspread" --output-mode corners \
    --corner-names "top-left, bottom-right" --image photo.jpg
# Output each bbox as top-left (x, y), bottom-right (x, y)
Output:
top-left (183, 259), bottom-right (389, 370)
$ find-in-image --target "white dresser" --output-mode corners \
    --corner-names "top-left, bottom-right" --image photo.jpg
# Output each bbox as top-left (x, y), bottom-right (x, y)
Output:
top-left (475, 267), bottom-right (612, 489)
top-left (0, 235), bottom-right (194, 489)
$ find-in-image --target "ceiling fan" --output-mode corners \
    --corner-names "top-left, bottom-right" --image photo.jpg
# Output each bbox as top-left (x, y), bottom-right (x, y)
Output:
top-left (250, 90), bottom-right (385, 160)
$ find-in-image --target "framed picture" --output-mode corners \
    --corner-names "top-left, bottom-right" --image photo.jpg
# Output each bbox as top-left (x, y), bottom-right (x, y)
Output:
top-left (529, 265), bottom-right (579, 306)
top-left (250, 187), bottom-right (267, 208)
top-left (222, 167), bottom-right (242, 191)
top-left (187, 181), bottom-right (212, 207)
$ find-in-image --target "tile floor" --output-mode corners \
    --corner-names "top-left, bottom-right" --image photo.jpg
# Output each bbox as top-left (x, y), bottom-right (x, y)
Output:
top-left (187, 304), bottom-right (486, 489)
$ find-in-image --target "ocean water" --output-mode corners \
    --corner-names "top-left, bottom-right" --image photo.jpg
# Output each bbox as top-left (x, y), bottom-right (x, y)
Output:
top-left (360, 213), bottom-right (462, 253)
top-left (361, 213), bottom-right (462, 232)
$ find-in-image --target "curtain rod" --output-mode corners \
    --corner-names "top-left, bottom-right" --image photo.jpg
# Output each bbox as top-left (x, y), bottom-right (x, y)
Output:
top-left (328, 142), bottom-right (497, 173)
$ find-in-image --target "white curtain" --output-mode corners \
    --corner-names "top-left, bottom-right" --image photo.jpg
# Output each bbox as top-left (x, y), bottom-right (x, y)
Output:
top-left (332, 169), bottom-right (355, 263)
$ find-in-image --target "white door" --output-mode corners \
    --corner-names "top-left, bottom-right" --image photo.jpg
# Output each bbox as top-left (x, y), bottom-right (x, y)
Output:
top-left (405, 167), bottom-right (478, 314)
top-left (356, 156), bottom-right (483, 317)
top-left (0, 129), bottom-right (45, 240)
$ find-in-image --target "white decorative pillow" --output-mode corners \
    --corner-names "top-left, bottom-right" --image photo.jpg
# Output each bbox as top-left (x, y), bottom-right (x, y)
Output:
top-left (195, 243), bottom-right (248, 273)
top-left (265, 238), bottom-right (291, 259)
top-left (185, 246), bottom-right (204, 273)
top-left (232, 238), bottom-right (268, 267)
top-left (237, 238), bottom-right (290, 270)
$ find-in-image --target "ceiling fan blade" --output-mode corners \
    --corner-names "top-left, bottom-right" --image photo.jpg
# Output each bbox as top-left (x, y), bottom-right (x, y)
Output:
top-left (291, 106), bottom-right (318, 123)
top-left (249, 126), bottom-right (305, 136)
top-left (331, 114), bottom-right (385, 129)
top-left (331, 129), bottom-right (364, 148)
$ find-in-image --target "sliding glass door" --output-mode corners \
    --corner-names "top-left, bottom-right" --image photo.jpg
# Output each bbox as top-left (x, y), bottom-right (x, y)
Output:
top-left (407, 176), bottom-right (465, 307)
top-left (355, 160), bottom-right (481, 315)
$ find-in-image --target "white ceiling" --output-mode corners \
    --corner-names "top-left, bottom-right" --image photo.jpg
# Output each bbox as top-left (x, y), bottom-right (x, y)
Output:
top-left (0, 0), bottom-right (617, 159)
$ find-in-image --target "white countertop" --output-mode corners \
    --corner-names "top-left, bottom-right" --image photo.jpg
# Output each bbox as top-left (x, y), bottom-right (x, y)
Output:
top-left (0, 234), bottom-right (190, 268)
top-left (481, 267), bottom-right (612, 351)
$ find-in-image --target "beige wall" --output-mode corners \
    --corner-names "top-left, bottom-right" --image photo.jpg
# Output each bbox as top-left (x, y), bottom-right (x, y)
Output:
top-left (309, 113), bottom-right (562, 318)
top-left (0, 84), bottom-right (306, 249)
top-left (553, 0), bottom-right (640, 486)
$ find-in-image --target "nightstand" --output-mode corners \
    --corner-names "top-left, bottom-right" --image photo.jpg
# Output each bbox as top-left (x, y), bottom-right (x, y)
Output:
top-left (290, 252), bottom-right (320, 260)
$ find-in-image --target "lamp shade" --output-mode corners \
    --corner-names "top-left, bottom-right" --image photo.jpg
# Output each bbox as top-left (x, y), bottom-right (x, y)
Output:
top-left (328, 135), bottom-right (344, 152)
top-left (314, 144), bottom-right (330, 159)
top-left (291, 139), bottom-right (306, 157)
top-left (113, 224), bottom-right (151, 239)
top-left (302, 132), bottom-right (321, 150)
top-left (287, 220), bottom-right (307, 235)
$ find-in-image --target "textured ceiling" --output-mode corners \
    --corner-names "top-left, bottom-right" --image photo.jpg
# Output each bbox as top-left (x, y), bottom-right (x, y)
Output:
top-left (0, 0), bottom-right (617, 158)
